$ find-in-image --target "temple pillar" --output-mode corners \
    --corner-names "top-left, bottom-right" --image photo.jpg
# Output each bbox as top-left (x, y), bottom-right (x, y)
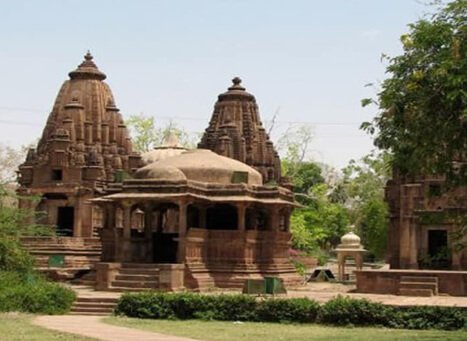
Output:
top-left (270, 206), bottom-right (280, 231)
top-left (119, 201), bottom-right (132, 262)
top-left (177, 200), bottom-right (188, 263)
top-left (237, 204), bottom-right (246, 231)
top-left (144, 203), bottom-right (154, 239)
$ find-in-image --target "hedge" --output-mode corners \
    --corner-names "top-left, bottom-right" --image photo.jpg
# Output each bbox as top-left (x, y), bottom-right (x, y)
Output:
top-left (0, 271), bottom-right (76, 314)
top-left (115, 292), bottom-right (466, 330)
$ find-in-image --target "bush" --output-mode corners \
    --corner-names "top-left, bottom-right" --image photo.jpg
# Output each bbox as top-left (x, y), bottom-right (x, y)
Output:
top-left (0, 271), bottom-right (75, 314)
top-left (256, 298), bottom-right (319, 323)
top-left (319, 296), bottom-right (466, 330)
top-left (115, 292), bottom-right (466, 330)
top-left (319, 296), bottom-right (391, 326)
top-left (392, 306), bottom-right (466, 330)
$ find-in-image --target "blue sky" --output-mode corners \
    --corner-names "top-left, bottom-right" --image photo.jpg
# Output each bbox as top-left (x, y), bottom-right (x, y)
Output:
top-left (0, 0), bottom-right (431, 169)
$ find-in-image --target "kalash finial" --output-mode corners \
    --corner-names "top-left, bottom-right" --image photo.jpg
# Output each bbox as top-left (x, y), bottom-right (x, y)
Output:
top-left (232, 77), bottom-right (242, 85)
top-left (84, 50), bottom-right (93, 61)
top-left (228, 76), bottom-right (246, 91)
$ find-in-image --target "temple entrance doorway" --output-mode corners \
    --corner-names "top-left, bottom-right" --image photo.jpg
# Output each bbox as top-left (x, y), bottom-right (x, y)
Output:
top-left (153, 233), bottom-right (178, 263)
top-left (56, 206), bottom-right (74, 236)
top-left (428, 229), bottom-right (449, 268)
top-left (152, 203), bottom-right (179, 263)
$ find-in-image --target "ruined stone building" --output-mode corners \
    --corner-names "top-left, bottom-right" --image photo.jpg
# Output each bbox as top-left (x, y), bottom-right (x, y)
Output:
top-left (385, 171), bottom-right (467, 270)
top-left (17, 55), bottom-right (301, 289)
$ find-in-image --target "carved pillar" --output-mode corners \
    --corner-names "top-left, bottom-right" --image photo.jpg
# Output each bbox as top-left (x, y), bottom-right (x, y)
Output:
top-left (177, 200), bottom-right (188, 263)
top-left (119, 201), bottom-right (132, 262)
top-left (144, 203), bottom-right (154, 239)
top-left (237, 204), bottom-right (246, 231)
top-left (270, 206), bottom-right (280, 231)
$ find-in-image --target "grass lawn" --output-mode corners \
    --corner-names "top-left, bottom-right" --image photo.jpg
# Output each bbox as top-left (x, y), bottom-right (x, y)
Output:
top-left (0, 314), bottom-right (96, 341)
top-left (105, 317), bottom-right (467, 341)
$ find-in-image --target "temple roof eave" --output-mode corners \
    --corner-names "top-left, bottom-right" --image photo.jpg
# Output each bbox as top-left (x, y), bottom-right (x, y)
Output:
top-left (89, 192), bottom-right (299, 207)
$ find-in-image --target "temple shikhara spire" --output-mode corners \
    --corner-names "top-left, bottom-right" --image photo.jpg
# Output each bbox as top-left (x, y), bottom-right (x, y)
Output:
top-left (17, 52), bottom-right (140, 237)
top-left (198, 77), bottom-right (282, 184)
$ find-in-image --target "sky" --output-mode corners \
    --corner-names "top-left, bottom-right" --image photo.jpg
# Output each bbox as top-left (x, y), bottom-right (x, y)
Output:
top-left (0, 0), bottom-right (432, 169)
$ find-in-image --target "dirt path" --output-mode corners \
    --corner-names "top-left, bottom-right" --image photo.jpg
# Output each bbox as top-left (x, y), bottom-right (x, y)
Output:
top-left (34, 315), bottom-right (202, 341)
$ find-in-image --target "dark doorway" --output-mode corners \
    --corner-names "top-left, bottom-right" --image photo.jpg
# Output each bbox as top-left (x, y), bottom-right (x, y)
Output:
top-left (428, 229), bottom-right (449, 268)
top-left (206, 204), bottom-right (237, 230)
top-left (153, 233), bottom-right (178, 263)
top-left (56, 207), bottom-right (74, 236)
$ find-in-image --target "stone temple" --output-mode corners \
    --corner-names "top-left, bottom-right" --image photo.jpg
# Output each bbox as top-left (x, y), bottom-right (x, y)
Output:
top-left (356, 169), bottom-right (467, 296)
top-left (17, 53), bottom-right (302, 290)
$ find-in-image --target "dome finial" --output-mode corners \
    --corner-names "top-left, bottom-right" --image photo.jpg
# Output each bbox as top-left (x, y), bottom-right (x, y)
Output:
top-left (84, 50), bottom-right (93, 61)
top-left (228, 76), bottom-right (246, 91)
top-left (232, 77), bottom-right (242, 86)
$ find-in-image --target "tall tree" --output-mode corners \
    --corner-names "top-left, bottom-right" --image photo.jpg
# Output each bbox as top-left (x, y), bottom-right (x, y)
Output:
top-left (361, 0), bottom-right (467, 184)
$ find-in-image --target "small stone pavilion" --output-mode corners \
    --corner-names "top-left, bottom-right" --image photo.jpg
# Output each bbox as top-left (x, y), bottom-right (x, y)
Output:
top-left (92, 79), bottom-right (302, 291)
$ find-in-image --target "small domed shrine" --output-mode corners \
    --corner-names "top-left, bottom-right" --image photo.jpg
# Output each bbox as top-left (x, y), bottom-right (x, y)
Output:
top-left (93, 148), bottom-right (301, 290)
top-left (198, 78), bottom-right (282, 184)
top-left (17, 52), bottom-right (141, 238)
top-left (335, 231), bottom-right (366, 281)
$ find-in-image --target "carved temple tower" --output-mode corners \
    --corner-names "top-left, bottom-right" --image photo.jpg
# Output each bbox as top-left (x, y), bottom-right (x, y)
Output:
top-left (198, 77), bottom-right (282, 184)
top-left (17, 52), bottom-right (140, 238)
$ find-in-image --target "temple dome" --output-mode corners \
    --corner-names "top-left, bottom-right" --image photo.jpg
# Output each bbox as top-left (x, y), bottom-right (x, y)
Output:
top-left (141, 133), bottom-right (187, 165)
top-left (134, 164), bottom-right (187, 182)
top-left (135, 149), bottom-right (262, 185)
top-left (336, 231), bottom-right (365, 251)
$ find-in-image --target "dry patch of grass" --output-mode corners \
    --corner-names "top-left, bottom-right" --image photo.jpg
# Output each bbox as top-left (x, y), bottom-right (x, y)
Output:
top-left (0, 313), bottom-right (95, 341)
top-left (105, 317), bottom-right (467, 341)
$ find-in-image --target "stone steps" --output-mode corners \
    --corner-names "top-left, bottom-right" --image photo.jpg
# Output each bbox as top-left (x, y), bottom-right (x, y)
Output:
top-left (108, 264), bottom-right (162, 291)
top-left (69, 296), bottom-right (118, 315)
top-left (111, 280), bottom-right (159, 289)
top-left (398, 276), bottom-right (439, 296)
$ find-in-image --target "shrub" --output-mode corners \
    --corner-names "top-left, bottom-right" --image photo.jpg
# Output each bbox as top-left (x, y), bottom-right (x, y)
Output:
top-left (0, 271), bottom-right (75, 314)
top-left (319, 296), bottom-right (391, 326)
top-left (256, 298), bottom-right (319, 323)
top-left (393, 306), bottom-right (466, 330)
top-left (115, 292), bottom-right (257, 321)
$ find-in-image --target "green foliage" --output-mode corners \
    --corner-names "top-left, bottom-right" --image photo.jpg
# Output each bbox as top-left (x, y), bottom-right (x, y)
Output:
top-left (126, 114), bottom-right (198, 152)
top-left (394, 305), bottom-right (466, 330)
top-left (319, 296), bottom-right (391, 326)
top-left (362, 0), bottom-right (467, 184)
top-left (292, 184), bottom-right (350, 251)
top-left (115, 292), bottom-right (465, 330)
top-left (0, 185), bottom-right (53, 272)
top-left (319, 296), bottom-right (466, 330)
top-left (0, 271), bottom-right (76, 314)
top-left (116, 292), bottom-right (317, 323)
top-left (256, 298), bottom-right (320, 323)
top-left (340, 152), bottom-right (390, 259)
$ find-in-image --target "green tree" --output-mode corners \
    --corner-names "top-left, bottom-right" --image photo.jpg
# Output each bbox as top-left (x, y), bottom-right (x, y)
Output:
top-left (361, 0), bottom-right (467, 184)
top-left (126, 114), bottom-right (198, 152)
top-left (339, 152), bottom-right (391, 259)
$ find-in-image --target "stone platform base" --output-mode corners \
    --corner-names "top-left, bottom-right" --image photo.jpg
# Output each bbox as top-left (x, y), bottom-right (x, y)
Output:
top-left (356, 269), bottom-right (467, 296)
top-left (185, 262), bottom-right (303, 291)
top-left (20, 236), bottom-right (101, 280)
